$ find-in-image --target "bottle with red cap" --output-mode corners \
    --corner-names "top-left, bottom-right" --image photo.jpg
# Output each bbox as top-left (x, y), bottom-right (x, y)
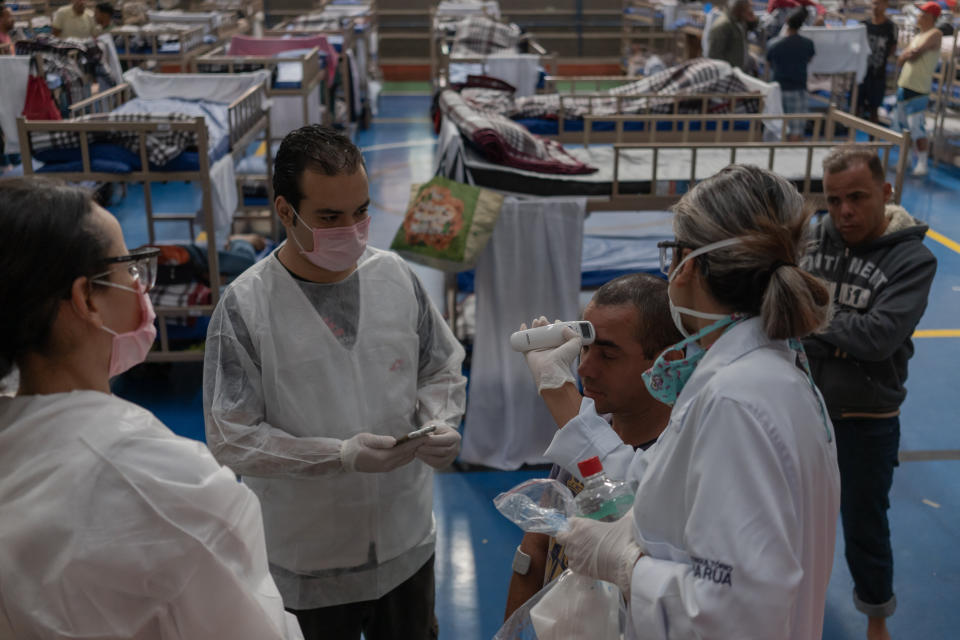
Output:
top-left (574, 456), bottom-right (634, 522)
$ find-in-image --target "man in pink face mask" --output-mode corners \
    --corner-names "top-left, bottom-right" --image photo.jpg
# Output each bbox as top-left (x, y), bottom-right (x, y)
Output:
top-left (203, 125), bottom-right (467, 640)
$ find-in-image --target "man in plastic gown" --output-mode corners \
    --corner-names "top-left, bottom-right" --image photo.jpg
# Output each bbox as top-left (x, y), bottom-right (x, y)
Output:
top-left (203, 125), bottom-right (467, 640)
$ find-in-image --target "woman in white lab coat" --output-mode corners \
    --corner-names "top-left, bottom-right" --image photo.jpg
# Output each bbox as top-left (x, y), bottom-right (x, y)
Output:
top-left (0, 178), bottom-right (302, 640)
top-left (528, 165), bottom-right (841, 639)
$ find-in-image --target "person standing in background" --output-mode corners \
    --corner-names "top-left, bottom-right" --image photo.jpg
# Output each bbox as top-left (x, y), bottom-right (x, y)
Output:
top-left (707, 0), bottom-right (756, 70)
top-left (52, 0), bottom-right (98, 38)
top-left (766, 8), bottom-right (816, 141)
top-left (802, 145), bottom-right (936, 640)
top-left (858, 0), bottom-right (897, 122)
top-left (894, 1), bottom-right (942, 176)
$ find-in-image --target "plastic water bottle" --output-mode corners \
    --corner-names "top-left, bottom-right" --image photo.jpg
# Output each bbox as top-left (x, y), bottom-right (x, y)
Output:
top-left (574, 456), bottom-right (634, 522)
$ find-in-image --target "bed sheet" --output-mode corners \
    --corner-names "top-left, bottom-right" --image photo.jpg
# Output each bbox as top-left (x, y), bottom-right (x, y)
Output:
top-left (458, 142), bottom-right (831, 196)
top-left (449, 54), bottom-right (542, 96)
top-left (112, 97), bottom-right (232, 163)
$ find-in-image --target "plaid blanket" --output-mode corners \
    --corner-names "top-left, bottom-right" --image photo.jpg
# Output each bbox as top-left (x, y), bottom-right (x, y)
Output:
top-left (14, 35), bottom-right (103, 75)
top-left (29, 112), bottom-right (199, 167)
top-left (464, 58), bottom-right (762, 119)
top-left (450, 15), bottom-right (521, 57)
top-left (438, 90), bottom-right (596, 175)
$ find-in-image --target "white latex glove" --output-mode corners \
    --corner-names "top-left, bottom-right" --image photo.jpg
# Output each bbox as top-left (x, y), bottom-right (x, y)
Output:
top-left (520, 316), bottom-right (583, 392)
top-left (415, 422), bottom-right (462, 468)
top-left (340, 432), bottom-right (424, 473)
top-left (555, 509), bottom-right (644, 597)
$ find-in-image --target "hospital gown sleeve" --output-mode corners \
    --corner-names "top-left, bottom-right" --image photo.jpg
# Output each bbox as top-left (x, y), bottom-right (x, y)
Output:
top-left (410, 270), bottom-right (467, 428)
top-left (203, 289), bottom-right (350, 478)
top-left (627, 397), bottom-right (804, 640)
top-left (59, 431), bottom-right (303, 639)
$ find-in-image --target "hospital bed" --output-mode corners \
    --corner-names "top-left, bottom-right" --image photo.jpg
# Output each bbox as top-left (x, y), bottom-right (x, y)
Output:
top-left (112, 23), bottom-right (210, 71)
top-left (436, 102), bottom-right (909, 210)
top-left (187, 0), bottom-right (264, 20)
top-left (16, 69), bottom-right (272, 361)
top-left (145, 9), bottom-right (249, 43)
top-left (266, 12), bottom-right (373, 127)
top-left (429, 1), bottom-right (499, 89)
top-left (431, 12), bottom-right (557, 95)
top-left (194, 34), bottom-right (334, 232)
top-left (621, 0), bottom-right (685, 71)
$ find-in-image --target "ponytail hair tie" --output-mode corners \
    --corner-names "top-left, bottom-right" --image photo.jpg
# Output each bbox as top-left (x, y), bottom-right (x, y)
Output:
top-left (770, 260), bottom-right (797, 273)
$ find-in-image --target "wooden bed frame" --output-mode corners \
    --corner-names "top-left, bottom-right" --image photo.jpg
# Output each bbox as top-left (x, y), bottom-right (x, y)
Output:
top-left (17, 77), bottom-right (272, 361)
top-left (265, 14), bottom-right (367, 126)
top-left (112, 23), bottom-right (210, 72)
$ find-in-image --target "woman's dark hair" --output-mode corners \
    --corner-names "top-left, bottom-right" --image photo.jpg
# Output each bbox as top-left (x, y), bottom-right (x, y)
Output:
top-left (672, 165), bottom-right (831, 340)
top-left (272, 124), bottom-right (365, 213)
top-left (0, 178), bottom-right (111, 378)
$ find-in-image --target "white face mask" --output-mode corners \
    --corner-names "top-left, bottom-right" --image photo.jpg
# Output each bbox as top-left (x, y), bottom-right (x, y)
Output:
top-left (666, 238), bottom-right (743, 337)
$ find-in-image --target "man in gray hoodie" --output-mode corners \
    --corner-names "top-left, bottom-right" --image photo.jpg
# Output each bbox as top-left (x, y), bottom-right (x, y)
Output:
top-left (802, 144), bottom-right (937, 640)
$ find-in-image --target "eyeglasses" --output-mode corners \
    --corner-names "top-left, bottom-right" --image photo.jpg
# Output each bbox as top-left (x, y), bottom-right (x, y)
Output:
top-left (656, 240), bottom-right (696, 276)
top-left (93, 247), bottom-right (160, 292)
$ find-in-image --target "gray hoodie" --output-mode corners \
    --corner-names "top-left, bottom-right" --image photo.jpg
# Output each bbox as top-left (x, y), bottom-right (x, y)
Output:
top-left (800, 204), bottom-right (937, 418)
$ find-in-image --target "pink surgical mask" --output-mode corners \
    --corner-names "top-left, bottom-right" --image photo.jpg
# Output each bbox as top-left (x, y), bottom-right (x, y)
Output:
top-left (290, 207), bottom-right (370, 272)
top-left (97, 282), bottom-right (157, 377)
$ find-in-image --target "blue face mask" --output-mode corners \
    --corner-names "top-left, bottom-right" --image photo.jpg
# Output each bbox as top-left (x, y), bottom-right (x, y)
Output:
top-left (641, 313), bottom-right (745, 406)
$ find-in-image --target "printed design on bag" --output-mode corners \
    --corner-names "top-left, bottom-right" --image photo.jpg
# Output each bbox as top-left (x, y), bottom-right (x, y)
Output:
top-left (691, 556), bottom-right (733, 586)
top-left (403, 184), bottom-right (465, 250)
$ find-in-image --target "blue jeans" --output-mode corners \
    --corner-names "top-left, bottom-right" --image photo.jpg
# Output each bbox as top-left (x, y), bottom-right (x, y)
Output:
top-left (834, 415), bottom-right (900, 618)
top-left (781, 89), bottom-right (808, 137)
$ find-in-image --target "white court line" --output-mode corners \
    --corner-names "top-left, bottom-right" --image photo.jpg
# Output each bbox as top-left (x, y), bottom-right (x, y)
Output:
top-left (361, 139), bottom-right (437, 153)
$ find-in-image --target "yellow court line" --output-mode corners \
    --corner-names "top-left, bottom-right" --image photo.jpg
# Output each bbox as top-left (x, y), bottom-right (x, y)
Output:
top-left (913, 329), bottom-right (960, 338)
top-left (926, 229), bottom-right (960, 255)
top-left (255, 141), bottom-right (266, 157)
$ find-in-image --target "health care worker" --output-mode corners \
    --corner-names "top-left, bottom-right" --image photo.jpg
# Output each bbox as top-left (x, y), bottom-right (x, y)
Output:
top-left (526, 165), bottom-right (841, 639)
top-left (0, 178), bottom-right (302, 640)
top-left (202, 125), bottom-right (467, 639)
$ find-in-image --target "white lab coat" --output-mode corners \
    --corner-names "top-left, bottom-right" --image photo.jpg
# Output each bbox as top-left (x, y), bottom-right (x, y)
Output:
top-left (203, 247), bottom-right (466, 609)
top-left (0, 391), bottom-right (302, 640)
top-left (546, 317), bottom-right (840, 640)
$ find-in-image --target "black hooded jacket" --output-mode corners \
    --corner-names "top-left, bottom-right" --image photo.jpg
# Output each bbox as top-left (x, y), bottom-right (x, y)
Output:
top-left (801, 204), bottom-right (937, 419)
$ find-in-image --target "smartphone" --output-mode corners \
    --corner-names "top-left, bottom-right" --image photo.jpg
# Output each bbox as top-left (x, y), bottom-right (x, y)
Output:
top-left (394, 424), bottom-right (437, 446)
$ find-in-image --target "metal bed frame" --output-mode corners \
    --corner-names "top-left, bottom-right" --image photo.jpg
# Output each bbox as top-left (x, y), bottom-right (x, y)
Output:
top-left (16, 77), bottom-right (272, 361)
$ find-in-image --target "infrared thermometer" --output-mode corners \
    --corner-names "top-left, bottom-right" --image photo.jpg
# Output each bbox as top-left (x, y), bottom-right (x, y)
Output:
top-left (509, 320), bottom-right (595, 352)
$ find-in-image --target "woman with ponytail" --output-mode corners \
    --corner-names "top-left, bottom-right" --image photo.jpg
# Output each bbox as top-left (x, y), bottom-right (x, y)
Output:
top-left (528, 165), bottom-right (841, 639)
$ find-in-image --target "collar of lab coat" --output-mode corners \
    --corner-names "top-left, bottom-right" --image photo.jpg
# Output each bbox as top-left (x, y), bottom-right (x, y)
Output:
top-left (671, 316), bottom-right (785, 420)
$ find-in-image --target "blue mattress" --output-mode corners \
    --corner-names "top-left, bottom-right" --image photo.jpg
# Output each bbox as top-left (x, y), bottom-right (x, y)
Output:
top-left (458, 210), bottom-right (670, 292)
top-left (518, 118), bottom-right (755, 136)
top-left (36, 97), bottom-right (232, 174)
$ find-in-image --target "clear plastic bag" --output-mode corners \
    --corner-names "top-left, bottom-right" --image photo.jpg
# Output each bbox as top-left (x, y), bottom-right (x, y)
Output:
top-left (494, 569), bottom-right (624, 640)
top-left (493, 478), bottom-right (578, 536)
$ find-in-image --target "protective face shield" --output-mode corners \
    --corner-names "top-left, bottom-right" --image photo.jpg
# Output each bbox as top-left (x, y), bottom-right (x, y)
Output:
top-left (289, 206), bottom-right (370, 271)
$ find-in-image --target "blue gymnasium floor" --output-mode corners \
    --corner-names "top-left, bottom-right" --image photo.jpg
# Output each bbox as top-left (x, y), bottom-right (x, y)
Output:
top-left (107, 92), bottom-right (960, 639)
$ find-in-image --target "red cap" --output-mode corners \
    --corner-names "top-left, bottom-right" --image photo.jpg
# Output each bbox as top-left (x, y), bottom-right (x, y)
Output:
top-left (916, 1), bottom-right (942, 17)
top-left (577, 456), bottom-right (603, 478)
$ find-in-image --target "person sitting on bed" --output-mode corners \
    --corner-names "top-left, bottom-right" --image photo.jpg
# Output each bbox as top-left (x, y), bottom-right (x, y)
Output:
top-left (52, 0), bottom-right (98, 39)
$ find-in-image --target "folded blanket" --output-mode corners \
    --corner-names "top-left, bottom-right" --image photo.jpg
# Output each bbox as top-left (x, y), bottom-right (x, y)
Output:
top-left (438, 90), bottom-right (597, 175)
